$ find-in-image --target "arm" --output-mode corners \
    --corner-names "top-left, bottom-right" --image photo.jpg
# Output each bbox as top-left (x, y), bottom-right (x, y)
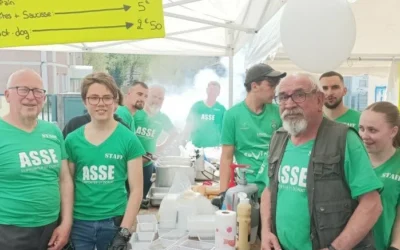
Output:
top-left (260, 188), bottom-right (272, 232)
top-left (329, 131), bottom-right (384, 250)
top-left (68, 161), bottom-right (75, 177)
top-left (260, 187), bottom-right (281, 249)
top-left (181, 121), bottom-right (193, 145)
top-left (59, 159), bottom-right (74, 227)
top-left (219, 145), bottom-right (234, 192)
top-left (219, 110), bottom-right (235, 192)
top-left (48, 160), bottom-right (74, 250)
top-left (158, 128), bottom-right (179, 151)
top-left (331, 191), bottom-right (382, 250)
top-left (181, 105), bottom-right (196, 144)
top-left (390, 205), bottom-right (400, 248)
top-left (120, 157), bottom-right (143, 229)
top-left (157, 114), bottom-right (178, 152)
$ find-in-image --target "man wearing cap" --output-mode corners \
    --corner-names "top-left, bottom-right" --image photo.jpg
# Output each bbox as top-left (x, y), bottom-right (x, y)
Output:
top-left (219, 63), bottom-right (286, 198)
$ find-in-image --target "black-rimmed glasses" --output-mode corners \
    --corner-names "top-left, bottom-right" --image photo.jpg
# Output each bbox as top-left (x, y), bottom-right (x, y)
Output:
top-left (8, 86), bottom-right (46, 98)
top-left (86, 96), bottom-right (115, 105)
top-left (275, 89), bottom-right (317, 104)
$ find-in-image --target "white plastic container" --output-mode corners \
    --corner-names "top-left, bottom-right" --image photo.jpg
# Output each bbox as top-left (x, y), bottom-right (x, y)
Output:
top-left (197, 235), bottom-right (215, 244)
top-left (148, 238), bottom-right (176, 249)
top-left (157, 228), bottom-right (172, 238)
top-left (179, 239), bottom-right (215, 250)
top-left (159, 194), bottom-right (179, 228)
top-left (129, 241), bottom-right (151, 250)
top-left (160, 229), bottom-right (188, 242)
top-left (187, 215), bottom-right (215, 238)
top-left (136, 232), bottom-right (156, 242)
top-left (176, 204), bottom-right (197, 230)
top-left (136, 214), bottom-right (158, 232)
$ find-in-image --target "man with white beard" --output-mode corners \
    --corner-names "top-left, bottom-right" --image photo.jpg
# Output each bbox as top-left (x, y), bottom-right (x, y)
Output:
top-left (134, 84), bottom-right (178, 208)
top-left (257, 73), bottom-right (383, 250)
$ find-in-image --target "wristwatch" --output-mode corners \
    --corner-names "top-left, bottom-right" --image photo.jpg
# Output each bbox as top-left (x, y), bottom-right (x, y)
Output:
top-left (328, 244), bottom-right (337, 250)
top-left (118, 227), bottom-right (131, 240)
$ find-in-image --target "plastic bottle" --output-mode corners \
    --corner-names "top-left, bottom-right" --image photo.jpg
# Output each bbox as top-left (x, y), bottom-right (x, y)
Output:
top-left (237, 197), bottom-right (251, 250)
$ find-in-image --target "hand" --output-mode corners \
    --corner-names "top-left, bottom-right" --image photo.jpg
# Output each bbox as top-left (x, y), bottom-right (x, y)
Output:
top-left (108, 233), bottom-right (129, 250)
top-left (261, 231), bottom-right (281, 250)
top-left (47, 223), bottom-right (71, 250)
top-left (156, 145), bottom-right (166, 154)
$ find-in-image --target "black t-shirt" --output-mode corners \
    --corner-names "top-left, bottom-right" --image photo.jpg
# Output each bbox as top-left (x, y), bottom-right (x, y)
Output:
top-left (62, 113), bottom-right (130, 139)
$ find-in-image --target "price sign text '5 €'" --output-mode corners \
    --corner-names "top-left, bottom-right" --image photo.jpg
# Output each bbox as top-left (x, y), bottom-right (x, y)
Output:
top-left (0, 0), bottom-right (165, 48)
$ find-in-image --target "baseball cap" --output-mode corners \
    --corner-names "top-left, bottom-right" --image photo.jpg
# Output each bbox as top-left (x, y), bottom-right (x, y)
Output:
top-left (244, 63), bottom-right (287, 85)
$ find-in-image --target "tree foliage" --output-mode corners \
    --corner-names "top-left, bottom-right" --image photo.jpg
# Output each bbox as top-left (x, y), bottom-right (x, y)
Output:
top-left (106, 54), bottom-right (151, 87)
top-left (82, 53), bottom-right (108, 71)
top-left (82, 53), bottom-right (224, 89)
top-left (82, 53), bottom-right (151, 87)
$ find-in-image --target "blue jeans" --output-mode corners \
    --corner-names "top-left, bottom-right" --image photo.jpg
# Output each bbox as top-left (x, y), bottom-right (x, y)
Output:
top-left (71, 217), bottom-right (120, 250)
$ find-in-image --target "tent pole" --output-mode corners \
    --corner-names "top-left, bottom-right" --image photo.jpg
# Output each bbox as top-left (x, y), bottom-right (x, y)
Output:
top-left (228, 30), bottom-right (234, 108)
top-left (229, 49), bottom-right (234, 108)
top-left (40, 51), bottom-right (49, 91)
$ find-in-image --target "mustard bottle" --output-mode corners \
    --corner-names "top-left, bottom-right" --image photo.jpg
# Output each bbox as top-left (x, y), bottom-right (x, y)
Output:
top-left (237, 197), bottom-right (251, 250)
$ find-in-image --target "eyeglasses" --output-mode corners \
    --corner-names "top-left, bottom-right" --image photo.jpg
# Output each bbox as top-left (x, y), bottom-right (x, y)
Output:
top-left (86, 95), bottom-right (115, 105)
top-left (275, 89), bottom-right (317, 104)
top-left (8, 86), bottom-right (46, 98)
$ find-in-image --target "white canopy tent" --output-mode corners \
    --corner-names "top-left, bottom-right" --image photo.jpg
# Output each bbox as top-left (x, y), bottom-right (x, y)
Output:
top-left (1, 0), bottom-right (286, 106)
top-left (244, 0), bottom-right (400, 105)
top-left (245, 0), bottom-right (400, 76)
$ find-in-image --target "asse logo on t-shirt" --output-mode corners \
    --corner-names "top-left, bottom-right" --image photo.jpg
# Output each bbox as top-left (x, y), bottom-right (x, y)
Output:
top-left (200, 114), bottom-right (215, 121)
top-left (19, 149), bottom-right (59, 171)
top-left (82, 165), bottom-right (115, 184)
top-left (136, 126), bottom-right (156, 138)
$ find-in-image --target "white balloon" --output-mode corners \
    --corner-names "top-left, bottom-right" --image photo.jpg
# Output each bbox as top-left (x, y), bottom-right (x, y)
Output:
top-left (280, 0), bottom-right (356, 73)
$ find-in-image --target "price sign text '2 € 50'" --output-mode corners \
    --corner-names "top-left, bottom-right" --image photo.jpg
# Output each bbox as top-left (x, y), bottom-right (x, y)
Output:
top-left (0, 0), bottom-right (165, 48)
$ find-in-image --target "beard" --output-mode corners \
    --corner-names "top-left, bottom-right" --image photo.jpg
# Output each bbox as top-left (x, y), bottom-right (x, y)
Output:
top-left (134, 101), bottom-right (144, 110)
top-left (324, 97), bottom-right (342, 109)
top-left (147, 104), bottom-right (160, 114)
top-left (281, 108), bottom-right (308, 136)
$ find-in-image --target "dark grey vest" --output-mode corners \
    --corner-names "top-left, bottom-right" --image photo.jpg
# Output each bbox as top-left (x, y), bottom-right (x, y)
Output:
top-left (268, 118), bottom-right (375, 249)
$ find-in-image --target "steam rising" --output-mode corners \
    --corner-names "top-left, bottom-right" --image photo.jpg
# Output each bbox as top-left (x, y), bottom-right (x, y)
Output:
top-left (161, 50), bottom-right (247, 130)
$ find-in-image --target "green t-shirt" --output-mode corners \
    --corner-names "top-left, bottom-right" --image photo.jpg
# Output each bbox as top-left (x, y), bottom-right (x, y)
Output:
top-left (373, 149), bottom-right (400, 250)
top-left (134, 110), bottom-right (174, 166)
top-left (115, 105), bottom-right (136, 131)
top-left (256, 130), bottom-right (383, 249)
top-left (220, 101), bottom-right (282, 191)
top-left (65, 123), bottom-right (145, 220)
top-left (0, 119), bottom-right (67, 227)
top-left (187, 101), bottom-right (226, 148)
top-left (335, 109), bottom-right (361, 131)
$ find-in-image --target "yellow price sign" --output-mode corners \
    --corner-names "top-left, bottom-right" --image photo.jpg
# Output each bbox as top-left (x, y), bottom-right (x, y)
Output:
top-left (0, 0), bottom-right (165, 48)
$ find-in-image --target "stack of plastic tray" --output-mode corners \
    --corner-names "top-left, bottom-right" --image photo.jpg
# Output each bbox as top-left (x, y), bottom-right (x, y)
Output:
top-left (160, 229), bottom-right (188, 244)
top-left (136, 214), bottom-right (158, 232)
top-left (167, 239), bottom-right (215, 250)
top-left (148, 229), bottom-right (188, 249)
top-left (130, 214), bottom-right (158, 249)
top-left (148, 238), bottom-right (176, 250)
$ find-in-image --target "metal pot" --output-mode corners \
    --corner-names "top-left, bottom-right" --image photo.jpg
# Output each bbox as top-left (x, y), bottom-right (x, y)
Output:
top-left (157, 156), bottom-right (193, 167)
top-left (155, 164), bottom-right (195, 187)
